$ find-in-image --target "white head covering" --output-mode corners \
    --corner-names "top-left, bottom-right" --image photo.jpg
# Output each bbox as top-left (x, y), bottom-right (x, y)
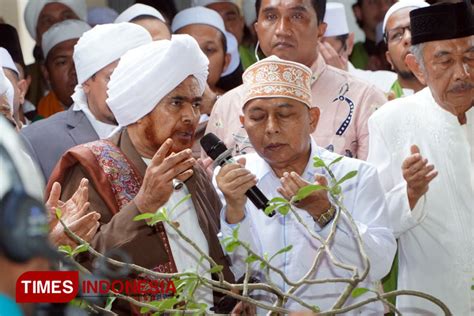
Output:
top-left (73, 22), bottom-right (152, 85)
top-left (106, 34), bottom-right (209, 127)
top-left (41, 20), bottom-right (91, 58)
top-left (115, 3), bottom-right (166, 23)
top-left (172, 6), bottom-right (240, 77)
top-left (324, 3), bottom-right (349, 37)
top-left (0, 48), bottom-right (19, 76)
top-left (192, 0), bottom-right (239, 8)
top-left (382, 0), bottom-right (429, 34)
top-left (0, 64), bottom-right (15, 115)
top-left (87, 7), bottom-right (119, 26)
top-left (242, 0), bottom-right (256, 27)
top-left (24, 0), bottom-right (87, 40)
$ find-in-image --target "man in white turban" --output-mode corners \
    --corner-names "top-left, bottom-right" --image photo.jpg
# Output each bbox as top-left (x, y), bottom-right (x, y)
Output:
top-left (47, 34), bottom-right (237, 314)
top-left (0, 48), bottom-right (24, 130)
top-left (20, 23), bottom-right (152, 182)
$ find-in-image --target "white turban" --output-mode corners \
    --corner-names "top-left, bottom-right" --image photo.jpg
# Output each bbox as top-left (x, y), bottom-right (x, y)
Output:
top-left (42, 20), bottom-right (91, 58)
top-left (107, 34), bottom-right (209, 127)
top-left (382, 0), bottom-right (429, 34)
top-left (73, 22), bottom-right (152, 85)
top-left (192, 0), bottom-right (239, 9)
top-left (172, 6), bottom-right (240, 77)
top-left (324, 3), bottom-right (349, 37)
top-left (87, 7), bottom-right (119, 26)
top-left (0, 48), bottom-right (19, 76)
top-left (24, 0), bottom-right (87, 40)
top-left (0, 62), bottom-right (15, 115)
top-left (115, 3), bottom-right (166, 23)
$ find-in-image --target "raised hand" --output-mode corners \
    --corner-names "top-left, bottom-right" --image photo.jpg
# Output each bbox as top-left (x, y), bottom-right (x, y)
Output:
top-left (216, 157), bottom-right (257, 224)
top-left (134, 138), bottom-right (196, 213)
top-left (402, 145), bottom-right (438, 210)
top-left (278, 172), bottom-right (331, 220)
top-left (47, 178), bottom-right (101, 247)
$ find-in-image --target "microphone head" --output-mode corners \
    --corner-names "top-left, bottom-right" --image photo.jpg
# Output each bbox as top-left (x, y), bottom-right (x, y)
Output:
top-left (200, 133), bottom-right (229, 161)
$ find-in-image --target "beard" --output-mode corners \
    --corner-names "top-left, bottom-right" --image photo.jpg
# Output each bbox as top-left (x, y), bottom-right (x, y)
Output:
top-left (392, 63), bottom-right (416, 80)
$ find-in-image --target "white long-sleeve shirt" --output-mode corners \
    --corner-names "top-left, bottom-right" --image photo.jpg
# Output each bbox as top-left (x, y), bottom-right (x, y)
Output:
top-left (367, 87), bottom-right (474, 315)
top-left (215, 138), bottom-right (396, 314)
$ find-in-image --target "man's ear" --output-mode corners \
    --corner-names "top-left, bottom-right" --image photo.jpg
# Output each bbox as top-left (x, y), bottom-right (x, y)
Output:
top-left (318, 22), bottom-right (327, 38)
top-left (82, 78), bottom-right (91, 94)
top-left (239, 114), bottom-right (245, 126)
top-left (40, 64), bottom-right (49, 83)
top-left (17, 79), bottom-right (28, 105)
top-left (346, 33), bottom-right (355, 56)
top-left (222, 53), bottom-right (231, 74)
top-left (386, 50), bottom-right (394, 71)
top-left (405, 53), bottom-right (426, 85)
top-left (309, 107), bottom-right (320, 133)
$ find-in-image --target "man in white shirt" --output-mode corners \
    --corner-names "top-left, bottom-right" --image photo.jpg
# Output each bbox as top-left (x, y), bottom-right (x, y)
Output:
top-left (367, 2), bottom-right (474, 314)
top-left (215, 55), bottom-right (396, 313)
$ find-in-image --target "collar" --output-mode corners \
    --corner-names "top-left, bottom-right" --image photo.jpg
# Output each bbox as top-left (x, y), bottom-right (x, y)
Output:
top-left (310, 54), bottom-right (327, 85)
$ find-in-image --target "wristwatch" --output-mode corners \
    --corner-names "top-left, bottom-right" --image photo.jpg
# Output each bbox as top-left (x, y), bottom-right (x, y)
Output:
top-left (315, 204), bottom-right (336, 227)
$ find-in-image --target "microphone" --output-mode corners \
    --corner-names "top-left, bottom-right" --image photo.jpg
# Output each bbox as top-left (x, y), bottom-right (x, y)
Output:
top-left (201, 133), bottom-right (275, 217)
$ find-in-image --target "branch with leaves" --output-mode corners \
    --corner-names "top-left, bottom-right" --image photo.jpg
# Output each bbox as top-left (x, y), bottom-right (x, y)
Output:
top-left (55, 155), bottom-right (452, 315)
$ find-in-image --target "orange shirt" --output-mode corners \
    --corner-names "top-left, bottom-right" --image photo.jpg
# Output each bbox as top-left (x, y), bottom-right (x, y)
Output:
top-left (37, 91), bottom-right (65, 118)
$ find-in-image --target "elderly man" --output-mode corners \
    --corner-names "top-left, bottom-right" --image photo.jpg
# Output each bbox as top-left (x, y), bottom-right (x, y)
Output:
top-left (206, 0), bottom-right (387, 160)
top-left (24, 0), bottom-right (87, 108)
top-left (215, 56), bottom-right (396, 313)
top-left (47, 35), bottom-right (235, 313)
top-left (367, 2), bottom-right (473, 314)
top-left (36, 20), bottom-right (91, 117)
top-left (382, 0), bottom-right (428, 98)
top-left (115, 3), bottom-right (171, 40)
top-left (21, 23), bottom-right (151, 181)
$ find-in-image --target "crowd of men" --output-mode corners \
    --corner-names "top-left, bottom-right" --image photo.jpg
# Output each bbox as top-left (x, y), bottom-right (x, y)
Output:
top-left (0, 0), bottom-right (473, 315)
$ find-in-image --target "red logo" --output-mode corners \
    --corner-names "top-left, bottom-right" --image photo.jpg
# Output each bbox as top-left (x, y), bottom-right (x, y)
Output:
top-left (16, 271), bottom-right (79, 303)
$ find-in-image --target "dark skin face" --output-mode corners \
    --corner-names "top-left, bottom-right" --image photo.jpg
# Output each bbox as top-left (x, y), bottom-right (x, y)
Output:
top-left (36, 3), bottom-right (79, 43)
top-left (255, 0), bottom-right (326, 67)
top-left (82, 60), bottom-right (119, 125)
top-left (43, 39), bottom-right (77, 108)
top-left (128, 76), bottom-right (202, 158)
top-left (207, 2), bottom-right (245, 44)
top-left (131, 17), bottom-right (171, 40)
top-left (385, 7), bottom-right (414, 78)
top-left (353, 0), bottom-right (392, 41)
top-left (176, 24), bottom-right (230, 91)
top-left (241, 97), bottom-right (319, 176)
top-left (407, 36), bottom-right (474, 122)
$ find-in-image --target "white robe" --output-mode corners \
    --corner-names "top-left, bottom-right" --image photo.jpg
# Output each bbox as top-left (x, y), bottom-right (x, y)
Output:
top-left (367, 87), bottom-right (474, 315)
top-left (215, 138), bottom-right (396, 314)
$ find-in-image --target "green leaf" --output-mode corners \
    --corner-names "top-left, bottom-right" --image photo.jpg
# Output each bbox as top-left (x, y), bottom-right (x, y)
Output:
top-left (140, 306), bottom-right (150, 313)
top-left (336, 170), bottom-right (358, 185)
top-left (58, 245), bottom-right (72, 255)
top-left (351, 287), bottom-right (370, 298)
top-left (328, 156), bottom-right (344, 167)
top-left (148, 212), bottom-right (168, 226)
top-left (331, 185), bottom-right (342, 196)
top-left (245, 254), bottom-right (259, 263)
top-left (104, 296), bottom-right (116, 311)
top-left (208, 265), bottom-right (223, 274)
top-left (71, 243), bottom-right (89, 256)
top-left (313, 156), bottom-right (326, 168)
top-left (169, 194), bottom-right (192, 215)
top-left (269, 245), bottom-right (293, 262)
top-left (133, 213), bottom-right (155, 222)
top-left (471, 285), bottom-right (474, 290)
top-left (294, 184), bottom-right (326, 201)
top-left (55, 208), bottom-right (62, 219)
top-left (269, 197), bottom-right (288, 204)
top-left (225, 241), bottom-right (240, 253)
top-left (264, 203), bottom-right (278, 216)
top-left (277, 205), bottom-right (290, 216)
top-left (232, 226), bottom-right (239, 240)
top-left (157, 297), bottom-right (178, 311)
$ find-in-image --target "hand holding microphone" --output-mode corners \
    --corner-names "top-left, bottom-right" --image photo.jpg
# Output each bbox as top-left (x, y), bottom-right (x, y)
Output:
top-left (201, 133), bottom-right (274, 221)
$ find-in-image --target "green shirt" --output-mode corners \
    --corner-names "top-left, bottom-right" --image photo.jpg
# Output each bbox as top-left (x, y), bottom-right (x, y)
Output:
top-left (350, 42), bottom-right (369, 70)
top-left (238, 44), bottom-right (257, 70)
top-left (390, 80), bottom-right (405, 99)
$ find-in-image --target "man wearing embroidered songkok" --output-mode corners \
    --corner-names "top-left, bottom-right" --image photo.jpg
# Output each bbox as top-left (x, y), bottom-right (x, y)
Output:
top-left (215, 55), bottom-right (396, 313)
top-left (46, 35), bottom-right (236, 314)
top-left (382, 0), bottom-right (429, 98)
top-left (115, 3), bottom-right (171, 40)
top-left (367, 2), bottom-right (474, 314)
top-left (34, 20), bottom-right (91, 118)
top-left (205, 0), bottom-right (387, 160)
top-left (23, 0), bottom-right (87, 107)
top-left (21, 23), bottom-right (151, 181)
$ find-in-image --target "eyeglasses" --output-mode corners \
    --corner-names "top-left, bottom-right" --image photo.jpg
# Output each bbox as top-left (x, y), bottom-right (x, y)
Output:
top-left (384, 25), bottom-right (411, 43)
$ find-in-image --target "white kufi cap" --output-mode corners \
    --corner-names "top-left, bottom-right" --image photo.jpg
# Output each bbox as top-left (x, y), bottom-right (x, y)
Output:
top-left (324, 3), bottom-right (349, 37)
top-left (42, 20), bottom-right (91, 58)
